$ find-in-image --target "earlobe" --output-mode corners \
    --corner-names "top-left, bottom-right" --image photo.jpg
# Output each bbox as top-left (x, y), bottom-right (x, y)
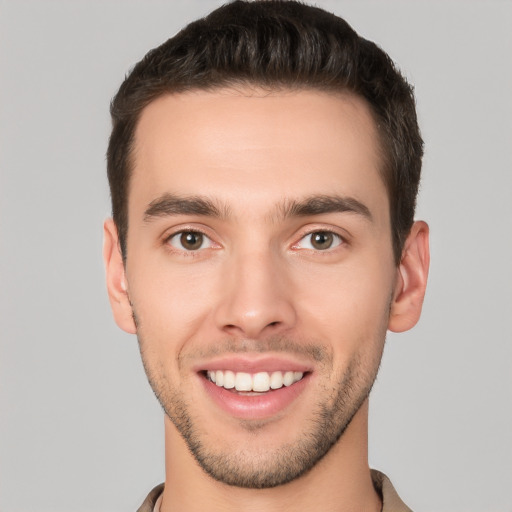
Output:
top-left (388, 221), bottom-right (430, 333)
top-left (103, 218), bottom-right (137, 334)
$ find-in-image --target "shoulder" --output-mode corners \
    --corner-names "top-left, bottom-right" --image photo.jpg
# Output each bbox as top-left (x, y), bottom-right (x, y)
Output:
top-left (136, 483), bottom-right (164, 512)
top-left (371, 469), bottom-right (413, 512)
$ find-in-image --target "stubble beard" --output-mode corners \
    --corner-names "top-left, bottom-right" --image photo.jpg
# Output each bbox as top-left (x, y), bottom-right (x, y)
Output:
top-left (136, 330), bottom-right (385, 489)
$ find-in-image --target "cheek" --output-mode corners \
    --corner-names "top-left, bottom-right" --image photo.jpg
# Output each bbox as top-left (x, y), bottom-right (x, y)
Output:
top-left (294, 257), bottom-right (394, 347)
top-left (127, 258), bottom-right (218, 348)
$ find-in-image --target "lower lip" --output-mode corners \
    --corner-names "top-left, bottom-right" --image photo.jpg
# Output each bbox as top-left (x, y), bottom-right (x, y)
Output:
top-left (201, 374), bottom-right (310, 420)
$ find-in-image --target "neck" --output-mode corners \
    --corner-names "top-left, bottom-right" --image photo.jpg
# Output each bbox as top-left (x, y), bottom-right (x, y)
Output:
top-left (160, 400), bottom-right (381, 512)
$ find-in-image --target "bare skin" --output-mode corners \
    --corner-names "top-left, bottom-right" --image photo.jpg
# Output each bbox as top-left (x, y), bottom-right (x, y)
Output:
top-left (104, 88), bottom-right (429, 512)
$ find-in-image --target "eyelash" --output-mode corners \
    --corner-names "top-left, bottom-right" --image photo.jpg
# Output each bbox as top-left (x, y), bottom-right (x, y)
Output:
top-left (292, 229), bottom-right (346, 252)
top-left (163, 228), bottom-right (346, 255)
top-left (164, 229), bottom-right (215, 253)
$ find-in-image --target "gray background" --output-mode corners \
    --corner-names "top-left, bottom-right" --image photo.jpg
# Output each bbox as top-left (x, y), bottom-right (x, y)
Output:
top-left (1, 1), bottom-right (510, 511)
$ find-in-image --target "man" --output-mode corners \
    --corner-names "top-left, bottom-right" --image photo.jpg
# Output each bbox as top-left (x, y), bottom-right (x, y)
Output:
top-left (103, 1), bottom-right (429, 510)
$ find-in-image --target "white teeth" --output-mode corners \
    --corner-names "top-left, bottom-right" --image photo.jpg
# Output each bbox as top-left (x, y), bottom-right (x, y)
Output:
top-left (253, 372), bottom-right (270, 392)
top-left (283, 371), bottom-right (294, 387)
top-left (206, 370), bottom-right (304, 392)
top-left (235, 372), bottom-right (253, 391)
top-left (270, 371), bottom-right (283, 389)
top-left (223, 370), bottom-right (235, 389)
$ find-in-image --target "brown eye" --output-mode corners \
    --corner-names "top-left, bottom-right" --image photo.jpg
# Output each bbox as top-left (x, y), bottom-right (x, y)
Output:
top-left (296, 231), bottom-right (342, 251)
top-left (169, 231), bottom-right (211, 251)
top-left (311, 232), bottom-right (334, 250)
top-left (181, 232), bottom-right (203, 250)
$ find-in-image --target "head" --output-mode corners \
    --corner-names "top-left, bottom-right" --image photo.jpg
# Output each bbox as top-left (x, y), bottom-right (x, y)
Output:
top-left (107, 0), bottom-right (423, 266)
top-left (104, 0), bottom-right (429, 491)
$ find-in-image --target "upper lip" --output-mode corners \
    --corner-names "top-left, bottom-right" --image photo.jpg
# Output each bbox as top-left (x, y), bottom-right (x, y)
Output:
top-left (193, 354), bottom-right (313, 374)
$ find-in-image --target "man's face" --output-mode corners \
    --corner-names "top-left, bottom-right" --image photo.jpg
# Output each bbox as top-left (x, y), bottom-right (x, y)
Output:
top-left (120, 88), bottom-right (398, 487)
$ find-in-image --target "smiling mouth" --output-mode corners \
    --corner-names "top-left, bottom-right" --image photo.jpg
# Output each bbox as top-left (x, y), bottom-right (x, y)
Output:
top-left (205, 370), bottom-right (305, 393)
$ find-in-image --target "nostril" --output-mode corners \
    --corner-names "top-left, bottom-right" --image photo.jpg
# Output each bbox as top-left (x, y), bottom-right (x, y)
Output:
top-left (222, 320), bottom-right (281, 337)
top-left (223, 324), bottom-right (244, 335)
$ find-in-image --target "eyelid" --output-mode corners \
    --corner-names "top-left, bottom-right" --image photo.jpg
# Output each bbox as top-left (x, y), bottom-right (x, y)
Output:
top-left (163, 225), bottom-right (221, 252)
top-left (291, 227), bottom-right (347, 251)
top-left (168, 231), bottom-right (212, 250)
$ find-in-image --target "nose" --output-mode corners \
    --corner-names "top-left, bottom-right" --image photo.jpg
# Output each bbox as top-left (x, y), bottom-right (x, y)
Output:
top-left (214, 248), bottom-right (297, 339)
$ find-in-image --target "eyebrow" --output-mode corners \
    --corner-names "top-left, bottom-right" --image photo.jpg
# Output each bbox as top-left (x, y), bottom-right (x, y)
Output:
top-left (277, 194), bottom-right (372, 222)
top-left (143, 193), bottom-right (372, 223)
top-left (143, 193), bottom-right (230, 222)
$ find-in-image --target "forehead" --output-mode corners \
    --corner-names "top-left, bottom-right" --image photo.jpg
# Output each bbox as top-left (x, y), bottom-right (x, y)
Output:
top-left (130, 87), bottom-right (387, 218)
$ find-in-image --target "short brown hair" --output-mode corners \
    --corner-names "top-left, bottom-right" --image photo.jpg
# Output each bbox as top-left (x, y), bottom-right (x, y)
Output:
top-left (107, 0), bottom-right (423, 263)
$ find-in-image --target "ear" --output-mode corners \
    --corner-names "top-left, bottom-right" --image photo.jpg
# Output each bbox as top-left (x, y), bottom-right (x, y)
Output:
top-left (103, 218), bottom-right (137, 334)
top-left (388, 221), bottom-right (430, 333)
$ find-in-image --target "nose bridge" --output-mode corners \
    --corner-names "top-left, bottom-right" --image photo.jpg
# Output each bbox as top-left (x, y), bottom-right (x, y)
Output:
top-left (214, 243), bottom-right (296, 338)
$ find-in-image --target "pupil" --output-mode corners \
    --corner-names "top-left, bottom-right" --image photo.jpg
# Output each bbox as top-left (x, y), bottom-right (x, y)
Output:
top-left (312, 232), bottom-right (332, 250)
top-left (181, 232), bottom-right (202, 250)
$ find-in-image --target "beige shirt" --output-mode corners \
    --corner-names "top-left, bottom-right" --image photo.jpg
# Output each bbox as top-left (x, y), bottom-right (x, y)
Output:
top-left (137, 470), bottom-right (412, 512)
